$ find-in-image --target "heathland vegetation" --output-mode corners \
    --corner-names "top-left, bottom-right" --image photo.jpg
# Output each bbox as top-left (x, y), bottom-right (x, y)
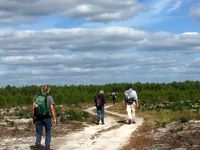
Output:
top-left (0, 80), bottom-right (200, 149)
top-left (0, 80), bottom-right (199, 111)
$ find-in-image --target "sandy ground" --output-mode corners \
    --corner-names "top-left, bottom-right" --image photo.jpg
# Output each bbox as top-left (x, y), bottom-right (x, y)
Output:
top-left (0, 105), bottom-right (143, 150)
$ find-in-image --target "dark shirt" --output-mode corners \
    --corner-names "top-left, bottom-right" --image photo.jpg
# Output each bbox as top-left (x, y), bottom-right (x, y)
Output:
top-left (112, 94), bottom-right (116, 100)
top-left (94, 93), bottom-right (105, 109)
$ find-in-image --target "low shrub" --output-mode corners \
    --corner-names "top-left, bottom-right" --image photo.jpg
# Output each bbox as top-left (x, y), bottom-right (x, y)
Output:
top-left (7, 120), bottom-right (15, 127)
top-left (15, 109), bottom-right (31, 119)
top-left (59, 108), bottom-right (92, 124)
top-left (180, 116), bottom-right (188, 123)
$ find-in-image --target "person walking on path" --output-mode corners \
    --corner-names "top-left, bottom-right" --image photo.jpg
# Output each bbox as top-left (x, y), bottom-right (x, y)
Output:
top-left (111, 92), bottom-right (117, 105)
top-left (32, 85), bottom-right (57, 150)
top-left (124, 86), bottom-right (139, 124)
top-left (94, 90), bottom-right (106, 125)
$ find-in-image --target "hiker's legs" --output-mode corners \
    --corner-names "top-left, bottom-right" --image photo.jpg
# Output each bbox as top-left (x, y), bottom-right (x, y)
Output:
top-left (44, 118), bottom-right (52, 150)
top-left (130, 104), bottom-right (136, 123)
top-left (101, 107), bottom-right (105, 124)
top-left (126, 105), bottom-right (132, 124)
top-left (36, 120), bottom-right (43, 144)
top-left (97, 109), bottom-right (101, 124)
top-left (112, 99), bottom-right (115, 105)
top-left (97, 107), bottom-right (104, 124)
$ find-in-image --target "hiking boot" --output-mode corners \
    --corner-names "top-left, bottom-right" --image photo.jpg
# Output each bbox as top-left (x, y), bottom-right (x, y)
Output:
top-left (96, 120), bottom-right (100, 125)
top-left (35, 142), bottom-right (43, 149)
top-left (132, 120), bottom-right (136, 124)
top-left (101, 119), bottom-right (104, 125)
top-left (96, 118), bottom-right (100, 125)
top-left (128, 119), bottom-right (131, 124)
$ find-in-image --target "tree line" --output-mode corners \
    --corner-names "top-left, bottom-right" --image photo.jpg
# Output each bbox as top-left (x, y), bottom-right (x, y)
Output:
top-left (0, 81), bottom-right (200, 111)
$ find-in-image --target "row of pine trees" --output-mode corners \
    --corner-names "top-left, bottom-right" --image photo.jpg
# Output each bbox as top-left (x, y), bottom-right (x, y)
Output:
top-left (0, 81), bottom-right (200, 110)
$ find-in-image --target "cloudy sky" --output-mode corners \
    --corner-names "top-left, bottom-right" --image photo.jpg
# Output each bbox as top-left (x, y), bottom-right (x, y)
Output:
top-left (0, 0), bottom-right (200, 87)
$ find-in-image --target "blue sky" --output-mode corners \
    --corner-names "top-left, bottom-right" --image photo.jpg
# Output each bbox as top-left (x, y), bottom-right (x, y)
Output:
top-left (0, 0), bottom-right (200, 87)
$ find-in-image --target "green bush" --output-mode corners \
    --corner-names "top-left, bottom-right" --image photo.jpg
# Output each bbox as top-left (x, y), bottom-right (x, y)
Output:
top-left (67, 109), bottom-right (89, 121)
top-left (7, 120), bottom-right (15, 127)
top-left (15, 109), bottom-right (31, 119)
top-left (59, 108), bottom-right (90, 123)
top-left (180, 116), bottom-right (188, 123)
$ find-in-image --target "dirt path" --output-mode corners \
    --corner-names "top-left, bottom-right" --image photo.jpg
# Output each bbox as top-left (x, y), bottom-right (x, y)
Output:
top-left (53, 105), bottom-right (143, 150)
top-left (0, 105), bottom-right (143, 150)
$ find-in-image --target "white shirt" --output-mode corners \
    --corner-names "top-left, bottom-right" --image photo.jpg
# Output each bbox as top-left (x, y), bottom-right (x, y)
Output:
top-left (125, 88), bottom-right (138, 100)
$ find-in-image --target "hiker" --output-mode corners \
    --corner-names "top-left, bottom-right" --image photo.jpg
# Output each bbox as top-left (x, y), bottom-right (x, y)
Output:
top-left (124, 86), bottom-right (139, 124)
top-left (111, 92), bottom-right (117, 105)
top-left (32, 85), bottom-right (57, 150)
top-left (94, 90), bottom-right (106, 125)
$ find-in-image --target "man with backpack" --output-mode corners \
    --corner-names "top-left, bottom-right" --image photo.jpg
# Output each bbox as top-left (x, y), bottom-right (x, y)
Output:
top-left (32, 85), bottom-right (57, 150)
top-left (111, 91), bottom-right (117, 105)
top-left (94, 90), bottom-right (106, 125)
top-left (124, 86), bottom-right (139, 124)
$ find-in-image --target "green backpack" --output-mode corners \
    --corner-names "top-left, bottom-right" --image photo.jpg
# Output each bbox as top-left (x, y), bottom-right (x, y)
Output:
top-left (34, 94), bottom-right (51, 118)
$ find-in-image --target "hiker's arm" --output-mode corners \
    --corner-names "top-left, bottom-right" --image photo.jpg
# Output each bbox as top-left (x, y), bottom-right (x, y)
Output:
top-left (136, 100), bottom-right (139, 109)
top-left (134, 91), bottom-right (139, 109)
top-left (50, 104), bottom-right (57, 124)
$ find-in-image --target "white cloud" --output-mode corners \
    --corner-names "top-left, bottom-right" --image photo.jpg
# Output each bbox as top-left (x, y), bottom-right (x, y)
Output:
top-left (190, 3), bottom-right (200, 20)
top-left (0, 0), bottom-right (144, 24)
top-left (1, 28), bottom-right (200, 53)
top-left (150, 0), bottom-right (182, 15)
top-left (182, 32), bottom-right (199, 35)
top-left (0, 27), bottom-right (200, 86)
top-left (113, 0), bottom-right (184, 31)
top-left (1, 56), bottom-right (34, 64)
top-left (167, 0), bottom-right (182, 12)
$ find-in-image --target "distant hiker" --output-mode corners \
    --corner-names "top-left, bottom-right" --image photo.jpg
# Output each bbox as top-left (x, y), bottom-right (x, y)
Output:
top-left (111, 92), bottom-right (117, 105)
top-left (32, 85), bottom-right (57, 150)
top-left (94, 90), bottom-right (106, 125)
top-left (124, 86), bottom-right (139, 124)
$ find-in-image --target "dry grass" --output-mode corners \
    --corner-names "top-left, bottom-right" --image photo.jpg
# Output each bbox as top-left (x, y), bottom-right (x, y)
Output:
top-left (121, 109), bottom-right (200, 150)
top-left (107, 101), bottom-right (127, 114)
top-left (121, 111), bottom-right (157, 150)
top-left (122, 134), bottom-right (153, 150)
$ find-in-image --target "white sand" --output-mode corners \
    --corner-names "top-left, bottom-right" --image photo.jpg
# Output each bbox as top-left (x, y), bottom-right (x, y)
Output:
top-left (54, 105), bottom-right (143, 150)
top-left (1, 105), bottom-right (143, 150)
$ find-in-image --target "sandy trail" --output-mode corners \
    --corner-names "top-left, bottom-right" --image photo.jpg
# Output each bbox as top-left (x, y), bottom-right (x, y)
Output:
top-left (0, 105), bottom-right (143, 150)
top-left (53, 105), bottom-right (143, 150)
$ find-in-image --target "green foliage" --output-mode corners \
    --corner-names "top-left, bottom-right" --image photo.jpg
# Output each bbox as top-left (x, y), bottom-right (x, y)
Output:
top-left (67, 109), bottom-right (89, 121)
top-left (180, 116), bottom-right (188, 123)
top-left (151, 109), bottom-right (200, 129)
top-left (7, 120), bottom-right (15, 127)
top-left (59, 108), bottom-right (90, 123)
top-left (0, 81), bottom-right (200, 112)
top-left (15, 108), bottom-right (31, 119)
